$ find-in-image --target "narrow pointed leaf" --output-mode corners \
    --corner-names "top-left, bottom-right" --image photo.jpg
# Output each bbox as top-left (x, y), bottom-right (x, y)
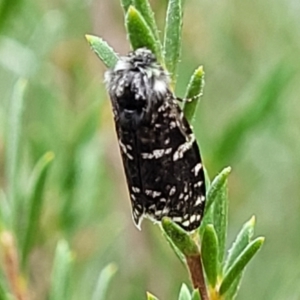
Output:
top-left (191, 289), bottom-right (201, 300)
top-left (198, 168), bottom-right (212, 236)
top-left (92, 263), bottom-right (118, 300)
top-left (147, 292), bottom-right (159, 300)
top-left (213, 64), bottom-right (293, 166)
top-left (133, 0), bottom-right (161, 53)
top-left (219, 237), bottom-right (264, 295)
top-left (86, 35), bottom-right (119, 68)
top-left (126, 6), bottom-right (159, 59)
top-left (0, 280), bottom-right (8, 300)
top-left (224, 216), bottom-right (255, 272)
top-left (6, 79), bottom-right (26, 223)
top-left (198, 207), bottom-right (213, 238)
top-left (0, 190), bottom-right (11, 229)
top-left (209, 167), bottom-right (231, 264)
top-left (206, 167), bottom-right (231, 212)
top-left (201, 225), bottom-right (218, 287)
top-left (162, 217), bottom-right (199, 257)
top-left (21, 152), bottom-right (54, 267)
top-left (224, 273), bottom-right (242, 300)
top-left (183, 66), bottom-right (205, 123)
top-left (162, 229), bottom-right (186, 265)
top-left (163, 0), bottom-right (183, 83)
top-left (121, 0), bottom-right (132, 12)
top-left (178, 283), bottom-right (191, 300)
top-left (203, 167), bottom-right (211, 192)
top-left (49, 240), bottom-right (72, 300)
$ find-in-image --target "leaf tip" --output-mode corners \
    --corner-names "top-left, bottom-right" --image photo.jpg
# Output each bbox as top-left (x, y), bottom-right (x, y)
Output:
top-left (127, 5), bottom-right (137, 16)
top-left (249, 215), bottom-right (256, 226)
top-left (85, 34), bottom-right (96, 46)
top-left (224, 166), bottom-right (232, 175)
top-left (195, 65), bottom-right (204, 77)
top-left (85, 34), bottom-right (92, 41)
top-left (45, 151), bottom-right (55, 162)
top-left (107, 262), bottom-right (118, 274)
top-left (146, 292), bottom-right (159, 300)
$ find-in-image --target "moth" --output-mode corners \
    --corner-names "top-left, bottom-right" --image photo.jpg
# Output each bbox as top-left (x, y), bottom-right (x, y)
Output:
top-left (105, 48), bottom-right (206, 232)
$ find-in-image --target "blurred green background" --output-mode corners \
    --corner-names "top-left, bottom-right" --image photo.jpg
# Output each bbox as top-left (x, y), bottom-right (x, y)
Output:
top-left (0, 0), bottom-right (300, 299)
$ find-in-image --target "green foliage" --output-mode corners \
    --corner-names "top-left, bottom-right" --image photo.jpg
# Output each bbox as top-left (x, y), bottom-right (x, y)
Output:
top-left (212, 63), bottom-right (293, 167)
top-left (121, 0), bottom-right (132, 12)
top-left (133, 0), bottom-right (161, 48)
top-left (162, 167), bottom-right (264, 299)
top-left (191, 289), bottom-right (201, 300)
top-left (163, 0), bottom-right (183, 83)
top-left (2, 0), bottom-right (298, 299)
top-left (178, 283), bottom-right (192, 300)
top-left (92, 263), bottom-right (118, 300)
top-left (219, 237), bottom-right (265, 296)
top-left (6, 79), bottom-right (26, 230)
top-left (126, 6), bottom-right (161, 59)
top-left (201, 225), bottom-right (218, 287)
top-left (0, 0), bottom-right (22, 29)
top-left (162, 218), bottom-right (199, 257)
top-left (224, 216), bottom-right (255, 273)
top-left (183, 66), bottom-right (205, 123)
top-left (21, 151), bottom-right (54, 267)
top-left (49, 240), bottom-right (72, 300)
top-left (85, 35), bottom-right (119, 68)
top-left (147, 292), bottom-right (160, 300)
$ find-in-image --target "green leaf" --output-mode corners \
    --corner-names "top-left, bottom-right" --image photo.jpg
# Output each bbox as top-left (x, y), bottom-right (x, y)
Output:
top-left (224, 216), bottom-right (255, 272)
top-left (183, 66), bottom-right (205, 123)
top-left (191, 289), bottom-right (201, 300)
top-left (224, 273), bottom-right (242, 300)
top-left (92, 263), bottom-right (118, 300)
top-left (0, 0), bottom-right (22, 29)
top-left (212, 167), bottom-right (230, 265)
top-left (86, 35), bottom-right (119, 68)
top-left (163, 0), bottom-right (183, 83)
top-left (213, 64), bottom-right (293, 166)
top-left (49, 240), bottom-right (72, 300)
top-left (198, 167), bottom-right (212, 237)
top-left (0, 190), bottom-right (11, 229)
top-left (21, 152), bottom-right (54, 268)
top-left (201, 225), bottom-right (219, 287)
top-left (0, 279), bottom-right (8, 300)
top-left (121, 0), bottom-right (132, 12)
top-left (133, 0), bottom-right (161, 54)
top-left (147, 292), bottom-right (160, 300)
top-left (222, 217), bottom-right (256, 299)
top-left (6, 79), bottom-right (26, 226)
top-left (219, 237), bottom-right (265, 295)
top-left (206, 167), bottom-right (231, 213)
top-left (203, 167), bottom-right (211, 192)
top-left (178, 283), bottom-right (191, 300)
top-left (161, 217), bottom-right (199, 257)
top-left (161, 229), bottom-right (186, 265)
top-left (126, 6), bottom-right (159, 59)
top-left (198, 206), bottom-right (213, 241)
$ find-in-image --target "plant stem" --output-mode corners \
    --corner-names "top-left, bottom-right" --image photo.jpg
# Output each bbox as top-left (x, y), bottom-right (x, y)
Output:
top-left (1, 231), bottom-right (28, 300)
top-left (186, 253), bottom-right (209, 300)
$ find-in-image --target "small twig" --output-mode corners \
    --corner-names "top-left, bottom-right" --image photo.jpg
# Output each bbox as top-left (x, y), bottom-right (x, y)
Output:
top-left (186, 253), bottom-right (209, 300)
top-left (1, 231), bottom-right (28, 300)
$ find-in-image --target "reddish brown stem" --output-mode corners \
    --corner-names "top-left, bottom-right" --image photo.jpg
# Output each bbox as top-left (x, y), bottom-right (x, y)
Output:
top-left (1, 231), bottom-right (28, 300)
top-left (186, 254), bottom-right (209, 300)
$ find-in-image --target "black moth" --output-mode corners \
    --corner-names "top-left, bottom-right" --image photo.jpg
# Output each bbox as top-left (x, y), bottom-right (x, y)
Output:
top-left (105, 48), bottom-right (206, 232)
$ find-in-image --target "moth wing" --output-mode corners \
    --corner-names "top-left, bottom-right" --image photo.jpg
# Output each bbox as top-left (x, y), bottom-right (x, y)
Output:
top-left (137, 96), bottom-right (206, 231)
top-left (112, 106), bottom-right (146, 230)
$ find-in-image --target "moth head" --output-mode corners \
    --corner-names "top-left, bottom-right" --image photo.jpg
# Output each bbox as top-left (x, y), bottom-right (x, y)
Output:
top-left (105, 48), bottom-right (170, 112)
